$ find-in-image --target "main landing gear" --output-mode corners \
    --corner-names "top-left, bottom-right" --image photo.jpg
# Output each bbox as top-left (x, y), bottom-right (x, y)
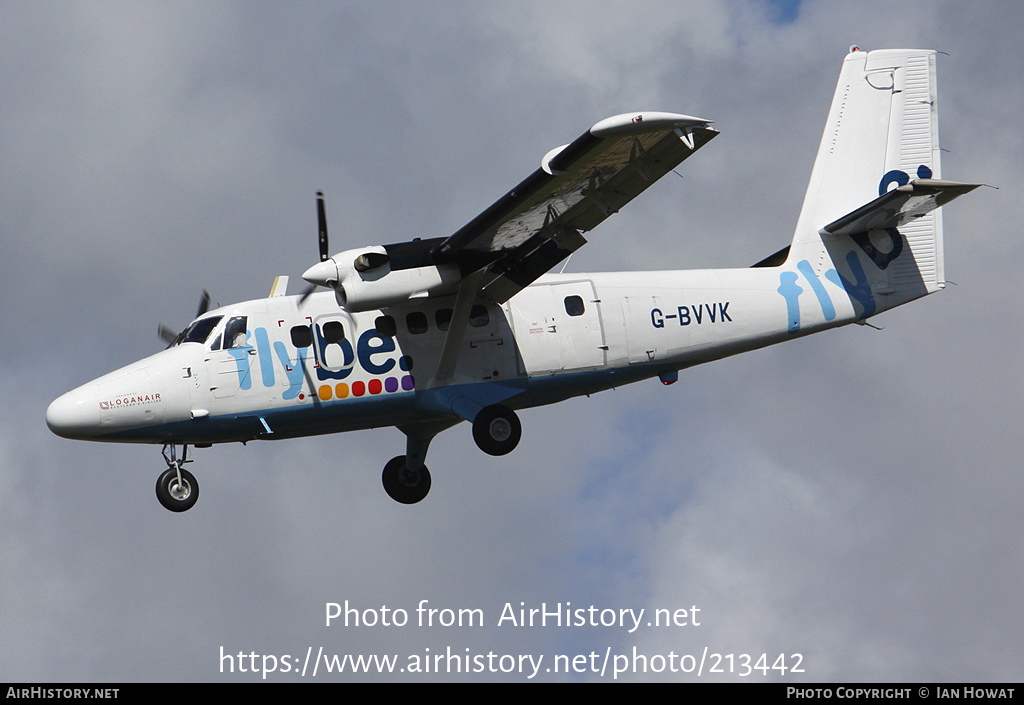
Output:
top-left (156, 443), bottom-right (199, 512)
top-left (380, 405), bottom-right (522, 505)
top-left (472, 404), bottom-right (521, 456)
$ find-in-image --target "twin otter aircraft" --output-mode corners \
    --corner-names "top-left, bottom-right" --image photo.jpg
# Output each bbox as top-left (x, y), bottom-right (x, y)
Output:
top-left (47, 48), bottom-right (977, 511)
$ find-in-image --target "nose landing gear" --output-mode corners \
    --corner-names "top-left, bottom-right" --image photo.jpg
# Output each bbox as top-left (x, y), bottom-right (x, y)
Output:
top-left (381, 456), bottom-right (431, 505)
top-left (156, 443), bottom-right (199, 512)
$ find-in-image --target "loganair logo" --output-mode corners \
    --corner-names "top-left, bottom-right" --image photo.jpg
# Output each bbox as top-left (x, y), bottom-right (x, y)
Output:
top-left (225, 324), bottom-right (414, 402)
top-left (99, 393), bottom-right (162, 411)
top-left (777, 166), bottom-right (931, 332)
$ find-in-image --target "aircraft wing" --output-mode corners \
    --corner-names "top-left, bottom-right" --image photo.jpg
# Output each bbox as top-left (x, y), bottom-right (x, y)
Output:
top-left (434, 112), bottom-right (718, 302)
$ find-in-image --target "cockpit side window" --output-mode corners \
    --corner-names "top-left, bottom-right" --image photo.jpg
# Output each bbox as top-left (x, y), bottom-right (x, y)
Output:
top-left (180, 316), bottom-right (223, 345)
top-left (222, 316), bottom-right (248, 349)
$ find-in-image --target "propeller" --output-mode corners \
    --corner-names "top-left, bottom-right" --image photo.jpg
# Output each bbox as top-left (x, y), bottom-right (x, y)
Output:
top-left (158, 290), bottom-right (212, 346)
top-left (197, 289), bottom-right (211, 317)
top-left (298, 191), bottom-right (391, 306)
top-left (300, 191), bottom-right (331, 304)
top-left (317, 190), bottom-right (329, 263)
top-left (157, 324), bottom-right (179, 346)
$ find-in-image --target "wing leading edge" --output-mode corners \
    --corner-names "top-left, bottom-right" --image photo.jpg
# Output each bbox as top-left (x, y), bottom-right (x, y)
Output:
top-left (434, 112), bottom-right (718, 302)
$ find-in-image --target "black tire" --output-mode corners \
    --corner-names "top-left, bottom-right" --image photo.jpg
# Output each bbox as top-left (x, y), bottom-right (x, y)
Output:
top-left (381, 456), bottom-right (431, 504)
top-left (156, 467), bottom-right (199, 512)
top-left (472, 405), bottom-right (522, 456)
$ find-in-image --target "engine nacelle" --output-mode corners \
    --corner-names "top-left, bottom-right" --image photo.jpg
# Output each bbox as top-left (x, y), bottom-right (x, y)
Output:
top-left (336, 262), bottom-right (462, 312)
top-left (302, 246), bottom-right (461, 312)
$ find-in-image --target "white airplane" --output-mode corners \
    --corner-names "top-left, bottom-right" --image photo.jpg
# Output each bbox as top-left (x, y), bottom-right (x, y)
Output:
top-left (47, 48), bottom-right (977, 511)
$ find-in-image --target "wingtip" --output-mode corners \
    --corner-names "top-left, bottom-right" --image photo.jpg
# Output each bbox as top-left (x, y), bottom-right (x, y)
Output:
top-left (590, 112), bottom-right (713, 138)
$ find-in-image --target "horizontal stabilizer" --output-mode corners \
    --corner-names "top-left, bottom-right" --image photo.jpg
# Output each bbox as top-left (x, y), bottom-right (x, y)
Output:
top-left (820, 179), bottom-right (979, 237)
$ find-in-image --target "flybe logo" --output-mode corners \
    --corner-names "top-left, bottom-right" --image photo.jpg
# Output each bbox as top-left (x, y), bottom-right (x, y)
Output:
top-left (777, 166), bottom-right (931, 332)
top-left (225, 324), bottom-right (414, 401)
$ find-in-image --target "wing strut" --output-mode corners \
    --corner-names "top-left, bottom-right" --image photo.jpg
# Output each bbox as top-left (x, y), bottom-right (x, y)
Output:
top-left (426, 271), bottom-right (486, 389)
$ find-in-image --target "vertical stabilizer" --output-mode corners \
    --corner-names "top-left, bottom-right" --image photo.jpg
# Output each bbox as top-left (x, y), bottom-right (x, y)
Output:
top-left (789, 48), bottom-right (946, 312)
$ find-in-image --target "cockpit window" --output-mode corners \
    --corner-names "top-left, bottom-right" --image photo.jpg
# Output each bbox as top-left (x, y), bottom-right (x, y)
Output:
top-left (180, 316), bottom-right (223, 345)
top-left (222, 316), bottom-right (248, 349)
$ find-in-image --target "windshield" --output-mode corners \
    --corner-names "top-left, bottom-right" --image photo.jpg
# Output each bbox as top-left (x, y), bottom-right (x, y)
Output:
top-left (178, 316), bottom-right (223, 345)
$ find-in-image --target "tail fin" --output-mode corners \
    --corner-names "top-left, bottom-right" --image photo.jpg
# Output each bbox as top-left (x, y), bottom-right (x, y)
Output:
top-left (788, 48), bottom-right (973, 316)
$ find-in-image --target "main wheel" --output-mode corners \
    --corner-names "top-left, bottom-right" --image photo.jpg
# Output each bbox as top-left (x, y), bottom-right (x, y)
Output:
top-left (472, 404), bottom-right (522, 456)
top-left (381, 456), bottom-right (431, 504)
top-left (156, 466), bottom-right (199, 512)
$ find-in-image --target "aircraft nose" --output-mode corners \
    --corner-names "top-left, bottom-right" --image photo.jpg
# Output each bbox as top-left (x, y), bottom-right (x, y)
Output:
top-left (46, 388), bottom-right (102, 440)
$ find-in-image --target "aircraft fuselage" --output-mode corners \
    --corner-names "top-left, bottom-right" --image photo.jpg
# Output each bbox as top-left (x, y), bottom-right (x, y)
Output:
top-left (46, 262), bottom-right (861, 447)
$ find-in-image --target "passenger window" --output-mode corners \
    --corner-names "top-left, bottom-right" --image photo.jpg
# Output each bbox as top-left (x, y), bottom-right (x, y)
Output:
top-left (564, 295), bottom-right (585, 317)
top-left (321, 321), bottom-right (345, 344)
top-left (318, 319), bottom-right (351, 371)
top-left (406, 311), bottom-right (428, 335)
top-left (435, 308), bottom-right (452, 332)
top-left (469, 304), bottom-right (489, 328)
top-left (291, 325), bottom-right (313, 348)
top-left (375, 315), bottom-right (397, 338)
top-left (223, 316), bottom-right (248, 348)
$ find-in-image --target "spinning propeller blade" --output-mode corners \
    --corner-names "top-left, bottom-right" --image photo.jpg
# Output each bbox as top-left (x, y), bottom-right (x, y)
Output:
top-left (298, 283), bottom-right (317, 304)
top-left (196, 290), bottom-right (211, 317)
top-left (158, 324), bottom-right (179, 345)
top-left (300, 191), bottom-right (330, 305)
top-left (158, 290), bottom-right (215, 347)
top-left (317, 190), bottom-right (329, 263)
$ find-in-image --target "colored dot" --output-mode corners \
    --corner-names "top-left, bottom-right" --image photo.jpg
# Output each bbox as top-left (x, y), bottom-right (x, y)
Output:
top-left (384, 377), bottom-right (398, 393)
top-left (352, 381), bottom-right (366, 397)
top-left (399, 356), bottom-right (413, 372)
top-left (318, 385), bottom-right (333, 401)
top-left (368, 379), bottom-right (382, 395)
top-left (335, 383), bottom-right (349, 399)
top-left (401, 375), bottom-right (415, 391)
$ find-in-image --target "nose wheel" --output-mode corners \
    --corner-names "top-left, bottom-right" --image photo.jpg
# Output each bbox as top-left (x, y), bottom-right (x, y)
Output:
top-left (157, 443), bottom-right (199, 512)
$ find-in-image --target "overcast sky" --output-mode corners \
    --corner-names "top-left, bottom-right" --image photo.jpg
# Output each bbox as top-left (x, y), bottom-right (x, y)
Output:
top-left (2, 0), bottom-right (1022, 683)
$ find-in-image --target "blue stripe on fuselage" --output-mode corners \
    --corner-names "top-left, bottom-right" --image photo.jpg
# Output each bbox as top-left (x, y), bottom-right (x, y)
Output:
top-left (87, 364), bottom-right (656, 445)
